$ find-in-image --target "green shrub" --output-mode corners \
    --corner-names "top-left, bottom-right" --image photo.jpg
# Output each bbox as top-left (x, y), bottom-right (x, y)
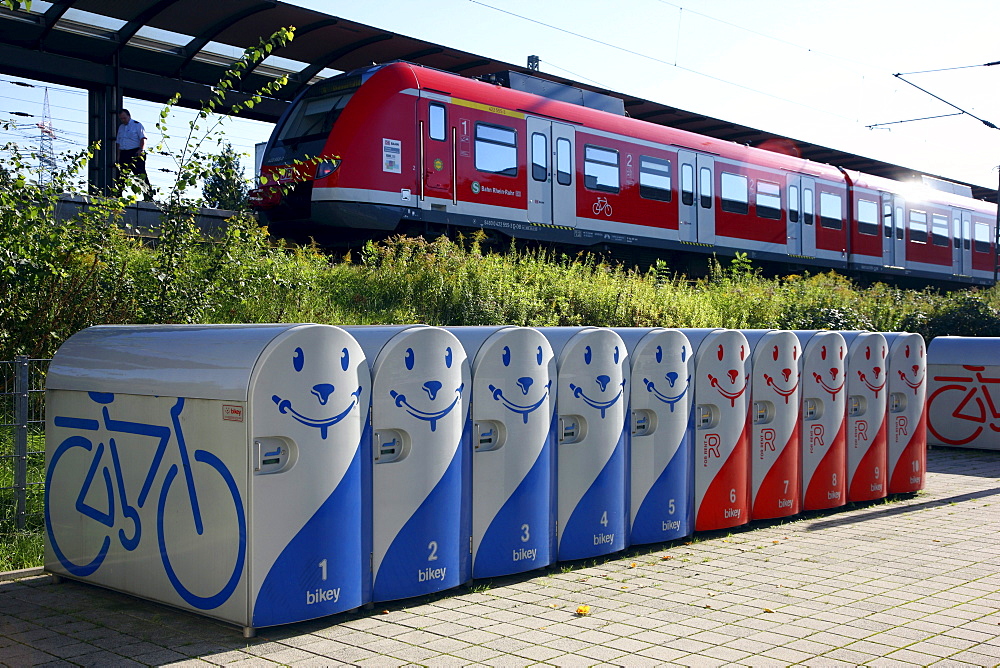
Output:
top-left (899, 293), bottom-right (1000, 340)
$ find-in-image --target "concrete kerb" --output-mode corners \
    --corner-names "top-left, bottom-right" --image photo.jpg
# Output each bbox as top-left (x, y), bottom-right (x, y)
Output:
top-left (0, 567), bottom-right (43, 583)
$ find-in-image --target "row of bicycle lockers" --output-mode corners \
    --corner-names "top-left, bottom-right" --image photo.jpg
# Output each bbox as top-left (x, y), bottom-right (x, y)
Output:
top-left (43, 325), bottom-right (982, 635)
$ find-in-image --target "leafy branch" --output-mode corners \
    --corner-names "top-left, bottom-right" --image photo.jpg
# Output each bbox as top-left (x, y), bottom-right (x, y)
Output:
top-left (155, 27), bottom-right (296, 203)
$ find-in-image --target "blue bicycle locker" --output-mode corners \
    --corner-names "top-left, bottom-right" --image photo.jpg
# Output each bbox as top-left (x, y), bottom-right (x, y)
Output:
top-left (345, 326), bottom-right (472, 602)
top-left (450, 326), bottom-right (557, 579)
top-left (615, 328), bottom-right (694, 546)
top-left (45, 324), bottom-right (372, 638)
top-left (540, 327), bottom-right (629, 562)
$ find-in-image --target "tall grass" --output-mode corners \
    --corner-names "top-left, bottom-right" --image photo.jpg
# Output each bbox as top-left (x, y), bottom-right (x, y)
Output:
top-left (5, 224), bottom-right (1000, 363)
top-left (0, 429), bottom-right (45, 572)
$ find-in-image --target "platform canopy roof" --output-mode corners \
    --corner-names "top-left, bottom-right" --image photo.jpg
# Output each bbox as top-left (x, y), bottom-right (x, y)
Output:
top-left (0, 0), bottom-right (994, 200)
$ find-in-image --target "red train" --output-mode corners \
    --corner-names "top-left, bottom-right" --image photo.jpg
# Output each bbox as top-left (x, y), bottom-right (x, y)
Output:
top-left (251, 61), bottom-right (999, 285)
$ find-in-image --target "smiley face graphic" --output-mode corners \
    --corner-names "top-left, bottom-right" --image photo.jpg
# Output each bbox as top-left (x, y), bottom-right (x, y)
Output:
top-left (270, 346), bottom-right (364, 439)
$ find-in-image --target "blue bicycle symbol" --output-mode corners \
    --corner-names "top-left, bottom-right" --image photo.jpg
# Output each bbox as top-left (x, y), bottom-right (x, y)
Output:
top-left (45, 393), bottom-right (246, 610)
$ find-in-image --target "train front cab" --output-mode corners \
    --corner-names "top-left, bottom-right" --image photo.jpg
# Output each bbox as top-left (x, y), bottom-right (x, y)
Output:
top-left (253, 67), bottom-right (376, 228)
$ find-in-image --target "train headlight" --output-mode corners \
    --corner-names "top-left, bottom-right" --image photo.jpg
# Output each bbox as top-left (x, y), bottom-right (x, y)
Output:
top-left (315, 160), bottom-right (341, 180)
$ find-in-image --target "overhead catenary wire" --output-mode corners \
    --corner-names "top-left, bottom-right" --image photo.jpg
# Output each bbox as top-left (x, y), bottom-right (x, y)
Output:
top-left (866, 112), bottom-right (964, 130)
top-left (891, 73), bottom-right (999, 130)
top-left (2, 76), bottom-right (269, 144)
top-left (4, 111), bottom-right (262, 160)
top-left (460, 0), bottom-right (1000, 166)
top-left (652, 0), bottom-right (874, 72)
top-left (0, 71), bottom-right (266, 193)
top-left (466, 0), bottom-right (858, 123)
top-left (896, 61), bottom-right (1000, 76)
top-left (534, 59), bottom-right (613, 89)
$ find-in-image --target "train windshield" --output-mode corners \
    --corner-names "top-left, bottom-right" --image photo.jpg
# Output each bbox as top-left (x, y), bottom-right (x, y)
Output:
top-left (264, 82), bottom-right (358, 165)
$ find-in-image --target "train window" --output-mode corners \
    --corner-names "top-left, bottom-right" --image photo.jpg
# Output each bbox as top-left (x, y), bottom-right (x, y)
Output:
top-left (757, 180), bottom-right (781, 220)
top-left (720, 172), bottom-right (748, 214)
top-left (475, 123), bottom-right (517, 177)
top-left (639, 156), bottom-right (671, 201)
top-left (884, 203), bottom-right (893, 238)
top-left (429, 103), bottom-right (446, 141)
top-left (584, 145), bottom-right (620, 193)
top-left (681, 163), bottom-right (694, 206)
top-left (964, 218), bottom-right (972, 250)
top-left (531, 133), bottom-right (548, 182)
top-left (953, 217), bottom-right (961, 249)
top-left (819, 192), bottom-right (842, 229)
top-left (932, 214), bottom-right (949, 247)
top-left (909, 210), bottom-right (928, 244)
top-left (895, 206), bottom-right (904, 240)
top-left (699, 167), bottom-right (712, 208)
top-left (803, 188), bottom-right (814, 225)
top-left (974, 222), bottom-right (991, 253)
top-left (556, 138), bottom-right (572, 186)
top-left (277, 92), bottom-right (352, 143)
top-left (789, 185), bottom-right (799, 223)
top-left (271, 88), bottom-right (355, 162)
top-left (857, 199), bottom-right (878, 236)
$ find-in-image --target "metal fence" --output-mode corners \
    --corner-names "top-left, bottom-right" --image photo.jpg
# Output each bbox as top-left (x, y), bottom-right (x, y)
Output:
top-left (1, 356), bottom-right (49, 532)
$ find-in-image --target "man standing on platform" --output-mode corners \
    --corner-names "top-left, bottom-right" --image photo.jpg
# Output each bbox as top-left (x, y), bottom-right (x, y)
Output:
top-left (115, 108), bottom-right (152, 199)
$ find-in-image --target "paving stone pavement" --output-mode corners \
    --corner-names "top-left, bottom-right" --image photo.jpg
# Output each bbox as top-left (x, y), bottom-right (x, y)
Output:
top-left (2, 446), bottom-right (1000, 667)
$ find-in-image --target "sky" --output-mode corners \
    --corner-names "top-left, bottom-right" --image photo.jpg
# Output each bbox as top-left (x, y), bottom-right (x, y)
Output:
top-left (2, 0), bottom-right (998, 196)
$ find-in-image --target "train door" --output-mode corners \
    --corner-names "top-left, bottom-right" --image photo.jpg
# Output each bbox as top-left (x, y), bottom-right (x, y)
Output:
top-left (421, 101), bottom-right (454, 206)
top-left (800, 177), bottom-right (817, 256)
top-left (677, 150), bottom-right (715, 244)
top-left (787, 175), bottom-right (802, 255)
top-left (884, 196), bottom-right (906, 267)
top-left (678, 151), bottom-right (696, 242)
top-left (954, 210), bottom-right (973, 275)
top-left (527, 117), bottom-right (577, 227)
top-left (881, 194), bottom-right (894, 267)
top-left (697, 156), bottom-right (716, 244)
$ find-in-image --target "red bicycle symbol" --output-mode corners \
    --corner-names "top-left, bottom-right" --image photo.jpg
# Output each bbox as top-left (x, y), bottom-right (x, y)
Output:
top-left (928, 365), bottom-right (1000, 445)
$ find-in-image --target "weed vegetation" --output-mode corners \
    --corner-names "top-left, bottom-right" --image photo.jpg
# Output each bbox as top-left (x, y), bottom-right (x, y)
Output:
top-left (5, 224), bottom-right (1000, 363)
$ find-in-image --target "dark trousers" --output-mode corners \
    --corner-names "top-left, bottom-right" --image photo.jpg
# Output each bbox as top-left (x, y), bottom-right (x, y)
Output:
top-left (117, 148), bottom-right (152, 198)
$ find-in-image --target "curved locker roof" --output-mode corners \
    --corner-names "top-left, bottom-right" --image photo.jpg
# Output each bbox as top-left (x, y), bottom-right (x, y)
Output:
top-left (46, 324), bottom-right (314, 401)
top-left (927, 336), bottom-right (1000, 366)
top-left (447, 326), bottom-right (515, 362)
top-left (612, 327), bottom-right (667, 354)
